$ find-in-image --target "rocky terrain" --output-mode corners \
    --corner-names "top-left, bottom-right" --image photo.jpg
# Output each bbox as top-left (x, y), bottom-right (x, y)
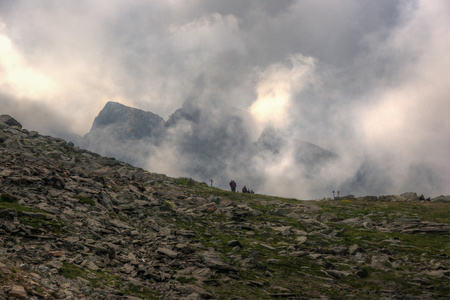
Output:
top-left (0, 114), bottom-right (449, 299)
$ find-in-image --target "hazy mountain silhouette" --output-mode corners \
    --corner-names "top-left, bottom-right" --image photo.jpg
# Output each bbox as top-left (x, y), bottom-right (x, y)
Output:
top-left (80, 100), bottom-right (338, 192)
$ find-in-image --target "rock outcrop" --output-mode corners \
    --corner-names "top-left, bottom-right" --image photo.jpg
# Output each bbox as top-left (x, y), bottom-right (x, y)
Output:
top-left (80, 102), bottom-right (166, 167)
top-left (85, 101), bottom-right (165, 141)
top-left (0, 114), bottom-right (449, 299)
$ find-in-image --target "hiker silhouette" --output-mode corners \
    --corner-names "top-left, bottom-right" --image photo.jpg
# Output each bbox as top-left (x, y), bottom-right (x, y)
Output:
top-left (229, 180), bottom-right (236, 192)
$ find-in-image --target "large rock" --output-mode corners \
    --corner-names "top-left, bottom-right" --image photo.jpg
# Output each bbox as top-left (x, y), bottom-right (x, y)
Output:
top-left (400, 192), bottom-right (419, 201)
top-left (431, 195), bottom-right (450, 202)
top-left (156, 247), bottom-right (179, 259)
top-left (8, 285), bottom-right (27, 299)
top-left (176, 284), bottom-right (212, 299)
top-left (199, 251), bottom-right (237, 273)
top-left (0, 115), bottom-right (22, 129)
top-left (0, 130), bottom-right (8, 142)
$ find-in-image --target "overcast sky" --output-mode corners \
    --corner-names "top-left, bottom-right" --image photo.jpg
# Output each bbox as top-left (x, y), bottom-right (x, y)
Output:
top-left (1, 0), bottom-right (449, 198)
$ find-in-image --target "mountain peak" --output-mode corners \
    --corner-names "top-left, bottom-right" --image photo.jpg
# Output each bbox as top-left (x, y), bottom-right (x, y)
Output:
top-left (87, 101), bottom-right (165, 140)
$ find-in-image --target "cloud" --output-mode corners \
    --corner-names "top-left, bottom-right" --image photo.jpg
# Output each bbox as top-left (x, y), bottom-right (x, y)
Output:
top-left (0, 31), bottom-right (56, 100)
top-left (250, 54), bottom-right (316, 132)
top-left (349, 1), bottom-right (450, 194)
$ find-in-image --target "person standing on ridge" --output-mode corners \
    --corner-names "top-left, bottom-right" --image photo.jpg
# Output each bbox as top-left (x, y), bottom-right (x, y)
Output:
top-left (229, 180), bottom-right (236, 192)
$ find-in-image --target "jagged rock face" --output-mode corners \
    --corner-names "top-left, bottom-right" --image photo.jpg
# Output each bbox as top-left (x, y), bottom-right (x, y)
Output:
top-left (81, 101), bottom-right (166, 167)
top-left (88, 101), bottom-right (166, 141)
top-left (0, 114), bottom-right (449, 300)
top-left (165, 99), bottom-right (202, 127)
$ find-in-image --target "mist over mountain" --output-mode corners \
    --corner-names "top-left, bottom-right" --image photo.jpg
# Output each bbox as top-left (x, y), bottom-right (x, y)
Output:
top-left (80, 101), bottom-right (337, 198)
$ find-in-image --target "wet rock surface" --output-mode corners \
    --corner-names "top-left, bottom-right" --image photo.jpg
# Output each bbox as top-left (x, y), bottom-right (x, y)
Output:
top-left (0, 115), bottom-right (449, 299)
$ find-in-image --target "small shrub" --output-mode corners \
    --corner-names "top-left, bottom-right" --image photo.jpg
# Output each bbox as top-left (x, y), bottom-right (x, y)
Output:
top-left (357, 266), bottom-right (371, 278)
top-left (176, 276), bottom-right (196, 284)
top-left (162, 201), bottom-right (174, 210)
top-left (0, 193), bottom-right (18, 203)
top-left (118, 214), bottom-right (128, 222)
top-left (60, 263), bottom-right (85, 279)
top-left (72, 195), bottom-right (95, 206)
top-left (174, 177), bottom-right (189, 185)
top-left (123, 284), bottom-right (158, 299)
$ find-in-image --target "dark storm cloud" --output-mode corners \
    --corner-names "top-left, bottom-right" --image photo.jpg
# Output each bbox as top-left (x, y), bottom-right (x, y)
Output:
top-left (0, 0), bottom-right (448, 198)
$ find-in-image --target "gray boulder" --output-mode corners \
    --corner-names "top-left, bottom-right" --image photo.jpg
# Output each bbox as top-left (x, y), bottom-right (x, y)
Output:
top-left (0, 115), bottom-right (22, 129)
top-left (400, 192), bottom-right (419, 201)
top-left (431, 195), bottom-right (450, 202)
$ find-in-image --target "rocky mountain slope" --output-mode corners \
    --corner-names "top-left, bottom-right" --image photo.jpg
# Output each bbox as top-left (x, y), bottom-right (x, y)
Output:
top-left (0, 114), bottom-right (449, 299)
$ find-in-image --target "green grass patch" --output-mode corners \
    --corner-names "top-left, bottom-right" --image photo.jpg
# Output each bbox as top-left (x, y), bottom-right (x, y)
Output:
top-left (19, 215), bottom-right (65, 234)
top-left (0, 201), bottom-right (44, 213)
top-left (0, 198), bottom-right (66, 234)
top-left (60, 263), bottom-right (86, 279)
top-left (316, 200), bottom-right (450, 223)
top-left (122, 284), bottom-right (158, 300)
top-left (388, 232), bottom-right (450, 256)
top-left (173, 177), bottom-right (191, 186)
top-left (88, 270), bottom-right (120, 288)
top-left (60, 263), bottom-right (121, 289)
top-left (327, 224), bottom-right (449, 257)
top-left (72, 195), bottom-right (95, 206)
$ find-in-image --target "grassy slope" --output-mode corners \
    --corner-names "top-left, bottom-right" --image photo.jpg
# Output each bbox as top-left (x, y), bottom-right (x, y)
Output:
top-left (0, 178), bottom-right (448, 299)
top-left (171, 178), bottom-right (450, 299)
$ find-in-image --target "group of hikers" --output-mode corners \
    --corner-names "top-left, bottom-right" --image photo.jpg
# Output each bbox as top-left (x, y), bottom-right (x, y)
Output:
top-left (229, 180), bottom-right (254, 194)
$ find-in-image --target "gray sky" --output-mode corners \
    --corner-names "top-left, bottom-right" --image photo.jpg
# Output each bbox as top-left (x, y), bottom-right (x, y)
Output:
top-left (1, 0), bottom-right (449, 198)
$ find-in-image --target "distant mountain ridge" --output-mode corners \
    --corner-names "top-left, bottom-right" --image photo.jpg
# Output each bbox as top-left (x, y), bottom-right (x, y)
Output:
top-left (81, 100), bottom-right (337, 193)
